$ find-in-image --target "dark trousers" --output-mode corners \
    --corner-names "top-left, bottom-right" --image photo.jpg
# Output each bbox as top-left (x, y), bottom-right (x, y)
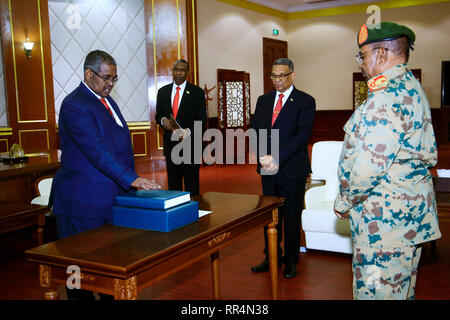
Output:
top-left (165, 155), bottom-right (200, 196)
top-left (55, 215), bottom-right (114, 301)
top-left (261, 172), bottom-right (306, 265)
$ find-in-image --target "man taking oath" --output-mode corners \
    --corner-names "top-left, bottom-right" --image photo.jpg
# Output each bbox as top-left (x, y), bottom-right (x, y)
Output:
top-left (51, 50), bottom-right (160, 300)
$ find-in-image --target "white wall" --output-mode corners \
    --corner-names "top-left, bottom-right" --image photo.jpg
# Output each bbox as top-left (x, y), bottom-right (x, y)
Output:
top-left (287, 2), bottom-right (450, 110)
top-left (198, 1), bottom-right (450, 114)
top-left (197, 0), bottom-right (287, 117)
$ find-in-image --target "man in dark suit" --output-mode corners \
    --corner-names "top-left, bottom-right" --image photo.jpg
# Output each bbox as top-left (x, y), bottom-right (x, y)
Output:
top-left (250, 58), bottom-right (316, 278)
top-left (155, 59), bottom-right (207, 196)
top-left (51, 50), bottom-right (159, 300)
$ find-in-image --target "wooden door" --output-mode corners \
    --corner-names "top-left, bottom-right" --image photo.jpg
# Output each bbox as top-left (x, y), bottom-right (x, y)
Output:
top-left (263, 38), bottom-right (288, 94)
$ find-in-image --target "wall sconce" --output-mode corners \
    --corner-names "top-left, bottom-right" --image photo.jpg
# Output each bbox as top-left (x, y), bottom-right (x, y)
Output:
top-left (23, 38), bottom-right (34, 59)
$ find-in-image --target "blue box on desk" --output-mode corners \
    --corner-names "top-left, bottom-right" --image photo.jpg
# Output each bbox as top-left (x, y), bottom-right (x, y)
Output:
top-left (112, 201), bottom-right (199, 232)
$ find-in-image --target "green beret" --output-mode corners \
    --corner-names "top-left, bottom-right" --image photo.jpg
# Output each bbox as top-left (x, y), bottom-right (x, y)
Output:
top-left (357, 22), bottom-right (415, 48)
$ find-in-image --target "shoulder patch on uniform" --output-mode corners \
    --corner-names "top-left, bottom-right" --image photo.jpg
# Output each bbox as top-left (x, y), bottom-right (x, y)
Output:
top-left (368, 75), bottom-right (387, 92)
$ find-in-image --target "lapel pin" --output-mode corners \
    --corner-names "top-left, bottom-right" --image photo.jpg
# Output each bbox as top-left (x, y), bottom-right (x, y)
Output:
top-left (290, 98), bottom-right (293, 102)
top-left (186, 90), bottom-right (190, 94)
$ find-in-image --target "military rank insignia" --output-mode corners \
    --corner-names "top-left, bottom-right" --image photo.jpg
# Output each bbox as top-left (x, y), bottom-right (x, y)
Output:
top-left (358, 24), bottom-right (368, 45)
top-left (368, 75), bottom-right (387, 92)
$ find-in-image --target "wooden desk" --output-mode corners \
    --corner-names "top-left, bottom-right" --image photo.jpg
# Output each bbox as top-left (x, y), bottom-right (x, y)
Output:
top-left (0, 152), bottom-right (60, 203)
top-left (0, 202), bottom-right (47, 245)
top-left (434, 176), bottom-right (450, 219)
top-left (26, 192), bottom-right (283, 300)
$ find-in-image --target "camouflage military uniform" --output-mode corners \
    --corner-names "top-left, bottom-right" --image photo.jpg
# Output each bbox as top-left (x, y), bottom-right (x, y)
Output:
top-left (334, 64), bottom-right (441, 299)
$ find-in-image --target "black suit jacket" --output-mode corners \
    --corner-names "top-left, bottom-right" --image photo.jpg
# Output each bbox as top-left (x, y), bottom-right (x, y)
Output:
top-left (251, 86), bottom-right (316, 180)
top-left (155, 82), bottom-right (207, 157)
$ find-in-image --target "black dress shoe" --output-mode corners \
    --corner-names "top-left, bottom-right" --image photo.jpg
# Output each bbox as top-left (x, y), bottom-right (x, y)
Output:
top-left (251, 259), bottom-right (282, 273)
top-left (251, 259), bottom-right (270, 272)
top-left (283, 263), bottom-right (298, 278)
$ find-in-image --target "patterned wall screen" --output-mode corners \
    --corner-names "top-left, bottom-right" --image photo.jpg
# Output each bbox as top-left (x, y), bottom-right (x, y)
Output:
top-left (0, 35), bottom-right (7, 126)
top-left (225, 82), bottom-right (244, 127)
top-left (48, 0), bottom-right (148, 122)
top-left (217, 69), bottom-right (250, 129)
top-left (354, 80), bottom-right (368, 110)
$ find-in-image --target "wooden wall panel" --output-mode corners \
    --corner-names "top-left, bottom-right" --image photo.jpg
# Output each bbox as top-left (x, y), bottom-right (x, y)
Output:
top-left (146, 0), bottom-right (199, 165)
top-left (244, 108), bottom-right (443, 146)
top-left (9, 0), bottom-right (47, 123)
top-left (308, 110), bottom-right (352, 143)
top-left (0, 138), bottom-right (7, 153)
top-left (0, 127), bottom-right (11, 152)
top-left (309, 109), bottom-right (442, 144)
top-left (18, 129), bottom-right (49, 154)
top-left (0, 0), bottom-right (57, 161)
top-left (131, 131), bottom-right (148, 157)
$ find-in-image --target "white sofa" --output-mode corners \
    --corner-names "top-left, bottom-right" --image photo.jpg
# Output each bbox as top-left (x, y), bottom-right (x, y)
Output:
top-left (301, 141), bottom-right (353, 254)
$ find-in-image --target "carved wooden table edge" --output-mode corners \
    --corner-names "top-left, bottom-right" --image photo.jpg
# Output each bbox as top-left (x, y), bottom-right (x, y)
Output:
top-left (0, 202), bottom-right (47, 245)
top-left (27, 194), bottom-right (284, 300)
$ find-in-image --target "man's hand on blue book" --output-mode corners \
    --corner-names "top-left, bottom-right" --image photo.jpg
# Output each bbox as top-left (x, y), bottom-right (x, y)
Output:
top-left (131, 177), bottom-right (161, 190)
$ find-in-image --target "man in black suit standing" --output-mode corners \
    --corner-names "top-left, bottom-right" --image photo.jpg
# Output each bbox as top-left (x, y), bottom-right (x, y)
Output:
top-left (250, 58), bottom-right (316, 278)
top-left (155, 59), bottom-right (207, 196)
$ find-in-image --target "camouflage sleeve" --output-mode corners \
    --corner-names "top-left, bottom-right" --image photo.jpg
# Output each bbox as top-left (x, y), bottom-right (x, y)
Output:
top-left (334, 94), bottom-right (406, 213)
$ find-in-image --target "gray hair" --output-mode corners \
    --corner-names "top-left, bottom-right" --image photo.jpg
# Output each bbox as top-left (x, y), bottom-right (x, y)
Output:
top-left (273, 58), bottom-right (294, 72)
top-left (84, 50), bottom-right (116, 72)
top-left (375, 37), bottom-right (411, 62)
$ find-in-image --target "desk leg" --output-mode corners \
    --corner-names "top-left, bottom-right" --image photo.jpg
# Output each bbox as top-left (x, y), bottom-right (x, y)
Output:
top-left (114, 277), bottom-right (137, 300)
top-left (39, 265), bottom-right (59, 300)
top-left (37, 214), bottom-right (45, 245)
top-left (211, 251), bottom-right (220, 299)
top-left (267, 208), bottom-right (279, 300)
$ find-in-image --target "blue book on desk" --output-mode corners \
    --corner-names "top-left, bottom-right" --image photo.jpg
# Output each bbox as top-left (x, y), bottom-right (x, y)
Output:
top-left (116, 190), bottom-right (191, 210)
top-left (112, 201), bottom-right (199, 232)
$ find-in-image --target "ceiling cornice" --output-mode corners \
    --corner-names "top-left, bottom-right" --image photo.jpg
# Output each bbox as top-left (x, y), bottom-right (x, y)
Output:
top-left (216, 0), bottom-right (450, 20)
top-left (216, 0), bottom-right (287, 19)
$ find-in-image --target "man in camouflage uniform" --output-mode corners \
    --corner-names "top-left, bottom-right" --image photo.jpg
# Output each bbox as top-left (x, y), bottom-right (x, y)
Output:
top-left (334, 22), bottom-right (441, 300)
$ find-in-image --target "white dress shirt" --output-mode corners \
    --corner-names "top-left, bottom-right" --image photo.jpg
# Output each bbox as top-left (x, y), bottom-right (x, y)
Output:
top-left (273, 85), bottom-right (294, 111)
top-left (171, 80), bottom-right (187, 107)
top-left (161, 81), bottom-right (190, 134)
top-left (83, 81), bottom-right (123, 127)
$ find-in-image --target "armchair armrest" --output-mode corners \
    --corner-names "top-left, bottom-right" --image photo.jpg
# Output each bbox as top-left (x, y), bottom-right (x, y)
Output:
top-left (304, 179), bottom-right (326, 208)
top-left (306, 178), bottom-right (326, 192)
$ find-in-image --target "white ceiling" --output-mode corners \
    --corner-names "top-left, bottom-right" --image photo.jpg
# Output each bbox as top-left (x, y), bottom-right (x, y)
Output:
top-left (245, 0), bottom-right (381, 12)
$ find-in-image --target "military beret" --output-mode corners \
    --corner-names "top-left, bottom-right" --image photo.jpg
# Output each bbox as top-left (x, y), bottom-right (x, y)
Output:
top-left (357, 22), bottom-right (415, 48)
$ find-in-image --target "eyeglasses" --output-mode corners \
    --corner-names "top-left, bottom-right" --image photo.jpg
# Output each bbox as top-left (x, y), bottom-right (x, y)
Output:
top-left (270, 72), bottom-right (293, 80)
top-left (355, 47), bottom-right (388, 64)
top-left (90, 69), bottom-right (118, 83)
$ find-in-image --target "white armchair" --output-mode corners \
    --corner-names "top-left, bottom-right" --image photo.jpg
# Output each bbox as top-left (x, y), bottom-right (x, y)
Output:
top-left (301, 141), bottom-right (353, 254)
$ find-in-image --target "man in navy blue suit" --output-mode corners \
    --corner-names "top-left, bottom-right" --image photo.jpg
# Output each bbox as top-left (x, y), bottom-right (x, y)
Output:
top-left (51, 50), bottom-right (159, 300)
top-left (250, 58), bottom-right (316, 278)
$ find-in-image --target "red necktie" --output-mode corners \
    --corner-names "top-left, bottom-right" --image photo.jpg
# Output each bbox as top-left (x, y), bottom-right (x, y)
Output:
top-left (100, 98), bottom-right (113, 117)
top-left (271, 93), bottom-right (284, 127)
top-left (173, 86), bottom-right (181, 119)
